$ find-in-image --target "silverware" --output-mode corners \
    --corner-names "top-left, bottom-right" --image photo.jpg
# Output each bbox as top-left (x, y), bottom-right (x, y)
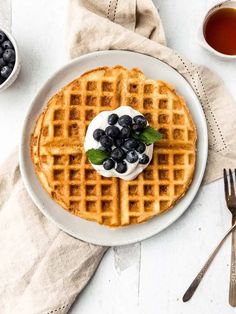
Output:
top-left (183, 169), bottom-right (236, 302)
top-left (224, 169), bottom-right (236, 307)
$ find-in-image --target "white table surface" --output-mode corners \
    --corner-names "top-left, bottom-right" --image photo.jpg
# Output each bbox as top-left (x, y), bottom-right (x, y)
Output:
top-left (0, 0), bottom-right (236, 313)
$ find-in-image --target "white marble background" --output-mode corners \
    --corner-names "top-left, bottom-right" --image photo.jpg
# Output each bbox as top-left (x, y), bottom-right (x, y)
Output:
top-left (0, 0), bottom-right (236, 313)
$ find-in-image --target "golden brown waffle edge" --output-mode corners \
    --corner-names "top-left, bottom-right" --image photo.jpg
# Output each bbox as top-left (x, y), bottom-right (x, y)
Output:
top-left (31, 65), bottom-right (197, 227)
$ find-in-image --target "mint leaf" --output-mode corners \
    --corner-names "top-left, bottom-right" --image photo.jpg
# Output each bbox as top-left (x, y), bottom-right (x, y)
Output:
top-left (136, 126), bottom-right (162, 145)
top-left (86, 149), bottom-right (109, 165)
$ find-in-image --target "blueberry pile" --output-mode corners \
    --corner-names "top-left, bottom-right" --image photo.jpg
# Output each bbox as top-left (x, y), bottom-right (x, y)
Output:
top-left (93, 113), bottom-right (150, 173)
top-left (0, 31), bottom-right (16, 85)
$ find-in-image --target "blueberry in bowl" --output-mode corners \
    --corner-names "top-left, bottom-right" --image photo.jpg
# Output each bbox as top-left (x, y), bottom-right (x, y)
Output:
top-left (1, 65), bottom-right (12, 79)
top-left (2, 40), bottom-right (13, 50)
top-left (0, 31), bottom-right (6, 44)
top-left (0, 29), bottom-right (20, 91)
top-left (3, 49), bottom-right (15, 63)
top-left (0, 58), bottom-right (5, 68)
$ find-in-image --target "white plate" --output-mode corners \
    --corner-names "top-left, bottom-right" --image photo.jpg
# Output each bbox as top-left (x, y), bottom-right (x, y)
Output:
top-left (19, 50), bottom-right (208, 246)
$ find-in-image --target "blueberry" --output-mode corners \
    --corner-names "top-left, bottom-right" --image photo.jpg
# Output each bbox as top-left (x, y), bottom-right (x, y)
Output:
top-left (111, 148), bottom-right (125, 161)
top-left (103, 158), bottom-right (115, 170)
top-left (126, 150), bottom-right (138, 163)
top-left (2, 40), bottom-right (13, 49)
top-left (124, 138), bottom-right (139, 150)
top-left (3, 49), bottom-right (15, 63)
top-left (119, 126), bottom-right (131, 139)
top-left (93, 128), bottom-right (105, 141)
top-left (105, 125), bottom-right (120, 139)
top-left (108, 113), bottom-right (118, 125)
top-left (116, 161), bottom-right (127, 173)
top-left (139, 154), bottom-right (150, 165)
top-left (0, 57), bottom-right (6, 68)
top-left (133, 115), bottom-right (147, 128)
top-left (0, 65), bottom-right (12, 79)
top-left (136, 142), bottom-right (146, 154)
top-left (100, 135), bottom-right (113, 148)
top-left (121, 145), bottom-right (128, 153)
top-left (0, 76), bottom-right (5, 85)
top-left (118, 115), bottom-right (132, 127)
top-left (0, 47), bottom-right (3, 57)
top-left (8, 62), bottom-right (14, 69)
top-left (132, 123), bottom-right (143, 133)
top-left (0, 31), bottom-right (6, 44)
top-left (99, 146), bottom-right (112, 154)
top-left (114, 138), bottom-right (124, 147)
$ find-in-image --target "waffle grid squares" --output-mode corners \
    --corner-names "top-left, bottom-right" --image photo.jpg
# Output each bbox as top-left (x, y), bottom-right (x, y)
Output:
top-left (33, 66), bottom-right (196, 227)
top-left (120, 145), bottom-right (195, 224)
top-left (70, 94), bottom-right (82, 106)
top-left (49, 151), bottom-right (120, 224)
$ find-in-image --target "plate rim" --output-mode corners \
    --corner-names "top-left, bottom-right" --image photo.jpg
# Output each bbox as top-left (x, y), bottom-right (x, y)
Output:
top-left (19, 50), bottom-right (208, 246)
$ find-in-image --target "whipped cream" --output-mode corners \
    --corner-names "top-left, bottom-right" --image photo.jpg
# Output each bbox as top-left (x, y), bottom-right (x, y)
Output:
top-left (84, 106), bottom-right (153, 180)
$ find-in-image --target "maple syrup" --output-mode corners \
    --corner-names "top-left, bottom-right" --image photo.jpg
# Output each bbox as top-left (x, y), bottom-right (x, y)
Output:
top-left (204, 8), bottom-right (236, 55)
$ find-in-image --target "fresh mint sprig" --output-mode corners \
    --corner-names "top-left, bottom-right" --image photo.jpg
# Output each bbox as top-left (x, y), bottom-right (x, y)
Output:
top-left (133, 126), bottom-right (162, 145)
top-left (86, 149), bottom-right (109, 165)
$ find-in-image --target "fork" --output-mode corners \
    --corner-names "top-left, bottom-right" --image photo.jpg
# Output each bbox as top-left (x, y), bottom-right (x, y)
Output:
top-left (183, 169), bottom-right (236, 303)
top-left (224, 169), bottom-right (236, 306)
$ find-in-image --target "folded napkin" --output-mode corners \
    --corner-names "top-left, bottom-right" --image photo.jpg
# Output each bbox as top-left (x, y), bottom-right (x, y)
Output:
top-left (0, 151), bottom-right (107, 314)
top-left (1, 0), bottom-right (236, 313)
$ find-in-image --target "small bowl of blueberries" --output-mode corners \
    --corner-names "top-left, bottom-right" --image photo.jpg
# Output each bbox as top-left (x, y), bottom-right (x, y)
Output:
top-left (0, 28), bottom-right (20, 91)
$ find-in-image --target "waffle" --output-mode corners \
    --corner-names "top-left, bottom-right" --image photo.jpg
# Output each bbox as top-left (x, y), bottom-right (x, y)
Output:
top-left (31, 65), bottom-right (197, 227)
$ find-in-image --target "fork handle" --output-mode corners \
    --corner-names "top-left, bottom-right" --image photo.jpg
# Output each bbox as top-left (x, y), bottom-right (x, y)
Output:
top-left (183, 222), bottom-right (236, 302)
top-left (229, 216), bottom-right (236, 307)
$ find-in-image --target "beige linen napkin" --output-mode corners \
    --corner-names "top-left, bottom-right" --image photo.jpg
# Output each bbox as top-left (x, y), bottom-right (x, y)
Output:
top-left (0, 151), bottom-right (107, 314)
top-left (1, 1), bottom-right (236, 313)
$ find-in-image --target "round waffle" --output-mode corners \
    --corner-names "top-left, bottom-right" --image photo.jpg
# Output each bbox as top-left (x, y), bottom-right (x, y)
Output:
top-left (31, 65), bottom-right (197, 227)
